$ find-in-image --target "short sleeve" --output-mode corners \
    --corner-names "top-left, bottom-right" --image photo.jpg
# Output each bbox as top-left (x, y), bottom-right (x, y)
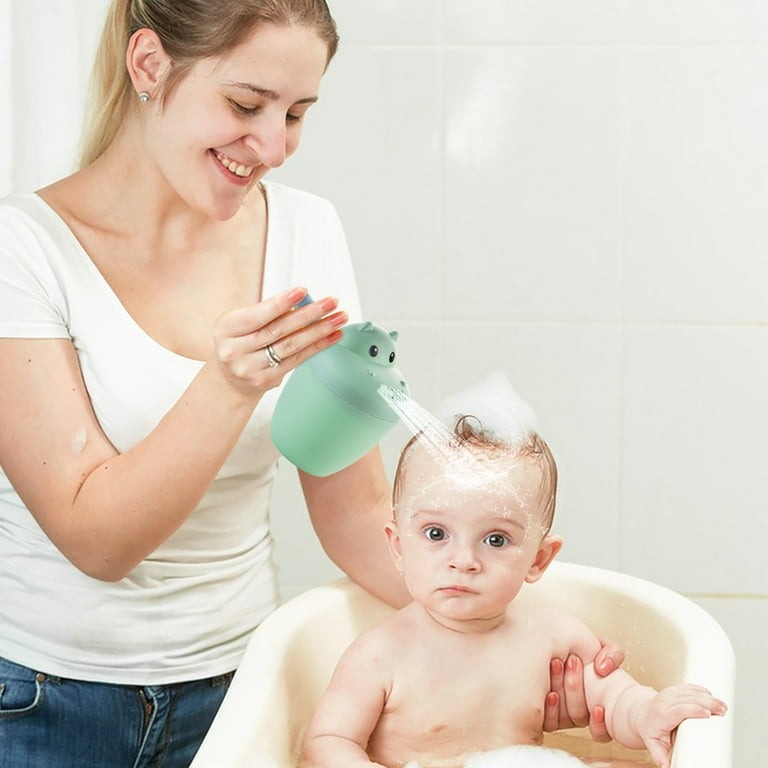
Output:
top-left (0, 198), bottom-right (70, 339)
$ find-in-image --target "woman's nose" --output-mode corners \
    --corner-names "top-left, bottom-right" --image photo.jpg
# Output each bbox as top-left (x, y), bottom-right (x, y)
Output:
top-left (244, 119), bottom-right (287, 169)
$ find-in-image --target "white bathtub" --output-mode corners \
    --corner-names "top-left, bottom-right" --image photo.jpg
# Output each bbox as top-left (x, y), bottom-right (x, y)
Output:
top-left (190, 561), bottom-right (735, 768)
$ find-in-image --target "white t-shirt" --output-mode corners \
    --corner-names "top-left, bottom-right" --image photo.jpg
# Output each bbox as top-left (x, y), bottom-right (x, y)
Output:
top-left (0, 181), bottom-right (362, 685)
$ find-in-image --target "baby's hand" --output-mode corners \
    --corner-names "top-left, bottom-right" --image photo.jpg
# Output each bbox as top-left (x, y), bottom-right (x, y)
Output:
top-left (639, 684), bottom-right (727, 768)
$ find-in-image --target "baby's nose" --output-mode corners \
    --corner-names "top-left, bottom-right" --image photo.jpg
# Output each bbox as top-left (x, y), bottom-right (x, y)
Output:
top-left (448, 542), bottom-right (481, 572)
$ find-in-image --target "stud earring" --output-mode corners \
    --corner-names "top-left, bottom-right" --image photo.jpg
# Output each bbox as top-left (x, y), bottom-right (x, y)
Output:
top-left (138, 91), bottom-right (151, 103)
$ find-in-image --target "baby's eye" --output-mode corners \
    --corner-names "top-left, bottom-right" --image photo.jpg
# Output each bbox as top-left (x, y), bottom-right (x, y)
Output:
top-left (484, 533), bottom-right (509, 548)
top-left (424, 526), bottom-right (446, 542)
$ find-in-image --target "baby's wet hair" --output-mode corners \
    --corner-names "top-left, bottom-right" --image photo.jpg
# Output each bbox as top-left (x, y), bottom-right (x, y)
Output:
top-left (392, 414), bottom-right (558, 534)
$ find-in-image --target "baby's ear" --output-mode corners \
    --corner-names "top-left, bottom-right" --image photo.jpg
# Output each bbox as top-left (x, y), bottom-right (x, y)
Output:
top-left (525, 535), bottom-right (563, 584)
top-left (384, 521), bottom-right (404, 572)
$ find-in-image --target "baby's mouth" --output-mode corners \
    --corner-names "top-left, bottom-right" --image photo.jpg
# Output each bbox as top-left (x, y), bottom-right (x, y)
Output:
top-left (214, 150), bottom-right (256, 178)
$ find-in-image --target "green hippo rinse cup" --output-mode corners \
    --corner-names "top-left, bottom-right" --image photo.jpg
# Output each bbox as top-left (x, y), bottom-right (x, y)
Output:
top-left (271, 320), bottom-right (408, 476)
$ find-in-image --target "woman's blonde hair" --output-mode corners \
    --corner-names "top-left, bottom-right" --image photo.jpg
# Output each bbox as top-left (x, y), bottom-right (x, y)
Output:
top-left (79, 0), bottom-right (339, 167)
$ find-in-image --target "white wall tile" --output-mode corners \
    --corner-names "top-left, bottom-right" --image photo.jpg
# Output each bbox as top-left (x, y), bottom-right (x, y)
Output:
top-left (621, 326), bottom-right (768, 594)
top-left (442, 47), bottom-right (623, 322)
top-left (694, 596), bottom-right (768, 768)
top-left (0, 0), bottom-right (12, 196)
top-left (622, 46), bottom-right (768, 324)
top-left (624, 0), bottom-right (768, 44)
top-left (329, 0), bottom-right (443, 45)
top-left (271, 47), bottom-right (443, 321)
top-left (444, 0), bottom-right (623, 43)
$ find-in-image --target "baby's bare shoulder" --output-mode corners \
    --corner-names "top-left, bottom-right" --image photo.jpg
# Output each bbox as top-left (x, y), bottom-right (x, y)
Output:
top-left (342, 604), bottom-right (421, 659)
top-left (509, 601), bottom-right (597, 651)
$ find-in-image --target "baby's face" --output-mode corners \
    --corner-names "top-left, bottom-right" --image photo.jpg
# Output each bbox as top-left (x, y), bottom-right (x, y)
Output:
top-left (389, 443), bottom-right (551, 629)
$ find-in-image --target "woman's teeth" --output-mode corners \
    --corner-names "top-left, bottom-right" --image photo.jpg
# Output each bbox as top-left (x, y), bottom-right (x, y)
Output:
top-left (215, 151), bottom-right (255, 178)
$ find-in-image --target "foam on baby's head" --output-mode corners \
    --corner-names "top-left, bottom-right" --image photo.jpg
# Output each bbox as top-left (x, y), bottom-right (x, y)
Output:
top-left (435, 370), bottom-right (539, 449)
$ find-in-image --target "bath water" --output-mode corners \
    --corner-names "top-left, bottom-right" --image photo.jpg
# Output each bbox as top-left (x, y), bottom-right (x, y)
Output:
top-left (377, 385), bottom-right (461, 461)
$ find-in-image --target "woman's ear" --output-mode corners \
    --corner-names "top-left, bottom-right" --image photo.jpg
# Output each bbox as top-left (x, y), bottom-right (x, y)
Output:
top-left (525, 535), bottom-right (563, 584)
top-left (126, 27), bottom-right (171, 97)
top-left (384, 521), bottom-right (403, 573)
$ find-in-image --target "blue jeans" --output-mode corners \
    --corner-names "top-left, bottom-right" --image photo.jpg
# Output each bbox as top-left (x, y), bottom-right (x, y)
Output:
top-left (0, 656), bottom-right (234, 768)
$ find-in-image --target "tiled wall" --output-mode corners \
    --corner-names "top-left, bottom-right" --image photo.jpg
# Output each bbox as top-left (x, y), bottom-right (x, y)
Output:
top-left (3, 1), bottom-right (763, 766)
top-left (270, 3), bottom-right (768, 766)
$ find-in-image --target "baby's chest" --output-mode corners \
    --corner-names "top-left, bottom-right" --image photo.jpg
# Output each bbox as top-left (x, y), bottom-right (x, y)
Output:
top-left (387, 639), bottom-right (554, 733)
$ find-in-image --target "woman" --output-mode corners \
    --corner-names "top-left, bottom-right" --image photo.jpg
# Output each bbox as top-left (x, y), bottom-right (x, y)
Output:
top-left (0, 2), bottom-right (620, 766)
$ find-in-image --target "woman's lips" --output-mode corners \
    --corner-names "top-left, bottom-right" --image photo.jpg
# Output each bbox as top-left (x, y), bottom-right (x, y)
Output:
top-left (211, 150), bottom-right (259, 187)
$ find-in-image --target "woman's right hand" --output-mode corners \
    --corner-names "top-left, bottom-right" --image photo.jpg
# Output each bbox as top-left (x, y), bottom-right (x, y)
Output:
top-left (211, 287), bottom-right (347, 398)
top-left (0, 286), bottom-right (347, 581)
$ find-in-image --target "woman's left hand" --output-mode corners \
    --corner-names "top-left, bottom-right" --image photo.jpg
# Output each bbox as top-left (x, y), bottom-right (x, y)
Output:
top-left (542, 639), bottom-right (626, 740)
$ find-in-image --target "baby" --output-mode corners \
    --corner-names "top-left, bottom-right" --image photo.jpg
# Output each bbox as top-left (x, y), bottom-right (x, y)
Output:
top-left (301, 381), bottom-right (726, 768)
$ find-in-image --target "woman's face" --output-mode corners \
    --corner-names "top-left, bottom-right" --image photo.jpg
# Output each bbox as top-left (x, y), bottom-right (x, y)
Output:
top-left (145, 23), bottom-right (328, 219)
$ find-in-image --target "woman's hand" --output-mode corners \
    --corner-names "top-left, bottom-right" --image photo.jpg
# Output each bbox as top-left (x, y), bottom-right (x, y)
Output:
top-left (542, 640), bottom-right (626, 740)
top-left (211, 287), bottom-right (347, 397)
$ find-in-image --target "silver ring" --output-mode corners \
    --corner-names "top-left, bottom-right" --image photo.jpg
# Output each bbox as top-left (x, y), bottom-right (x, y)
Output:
top-left (264, 344), bottom-right (282, 368)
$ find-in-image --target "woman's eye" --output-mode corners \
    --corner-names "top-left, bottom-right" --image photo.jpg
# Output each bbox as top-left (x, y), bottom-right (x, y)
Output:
top-left (286, 112), bottom-right (302, 123)
top-left (484, 533), bottom-right (509, 548)
top-left (228, 99), bottom-right (260, 116)
top-left (424, 526), bottom-right (446, 542)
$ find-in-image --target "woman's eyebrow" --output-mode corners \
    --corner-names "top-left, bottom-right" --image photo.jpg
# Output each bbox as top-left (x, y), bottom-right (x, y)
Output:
top-left (224, 81), bottom-right (318, 105)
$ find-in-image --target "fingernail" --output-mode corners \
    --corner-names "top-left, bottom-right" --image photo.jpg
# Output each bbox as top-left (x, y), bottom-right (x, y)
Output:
top-left (326, 330), bottom-right (343, 343)
top-left (320, 297), bottom-right (338, 313)
top-left (294, 292), bottom-right (313, 308)
top-left (288, 287), bottom-right (307, 304)
top-left (328, 312), bottom-right (348, 328)
top-left (599, 659), bottom-right (615, 675)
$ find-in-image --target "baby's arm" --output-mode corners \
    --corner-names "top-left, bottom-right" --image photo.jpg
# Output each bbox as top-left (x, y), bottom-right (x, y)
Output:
top-left (301, 632), bottom-right (389, 768)
top-left (566, 617), bottom-right (727, 768)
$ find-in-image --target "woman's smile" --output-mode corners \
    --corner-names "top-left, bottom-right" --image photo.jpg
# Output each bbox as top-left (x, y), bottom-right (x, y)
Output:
top-left (212, 150), bottom-right (258, 184)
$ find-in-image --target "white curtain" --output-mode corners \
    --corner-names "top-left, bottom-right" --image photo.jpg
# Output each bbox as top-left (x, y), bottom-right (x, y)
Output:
top-left (0, 0), bottom-right (109, 197)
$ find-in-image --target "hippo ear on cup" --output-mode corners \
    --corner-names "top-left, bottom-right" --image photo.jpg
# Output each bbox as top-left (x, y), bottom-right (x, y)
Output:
top-left (361, 322), bottom-right (374, 332)
top-left (389, 331), bottom-right (399, 341)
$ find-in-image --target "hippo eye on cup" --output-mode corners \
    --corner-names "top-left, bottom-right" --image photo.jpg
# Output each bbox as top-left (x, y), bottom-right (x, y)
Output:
top-left (369, 345), bottom-right (379, 358)
top-left (389, 351), bottom-right (395, 363)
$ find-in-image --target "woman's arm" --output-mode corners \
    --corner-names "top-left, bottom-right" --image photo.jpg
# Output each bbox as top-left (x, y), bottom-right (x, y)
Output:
top-left (300, 447), bottom-right (411, 608)
top-left (0, 289), bottom-right (342, 581)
